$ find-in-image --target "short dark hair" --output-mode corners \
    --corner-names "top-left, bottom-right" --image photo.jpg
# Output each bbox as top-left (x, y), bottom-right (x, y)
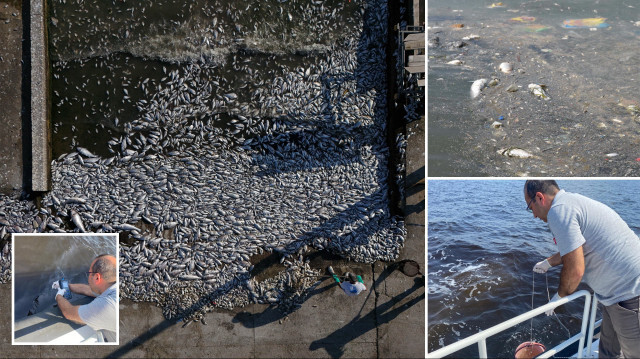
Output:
top-left (524, 180), bottom-right (560, 199)
top-left (92, 254), bottom-right (116, 283)
top-left (348, 273), bottom-right (357, 284)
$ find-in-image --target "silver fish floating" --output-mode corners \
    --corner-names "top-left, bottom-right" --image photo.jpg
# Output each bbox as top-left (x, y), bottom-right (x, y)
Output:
top-left (471, 79), bottom-right (488, 99)
top-left (498, 147), bottom-right (537, 159)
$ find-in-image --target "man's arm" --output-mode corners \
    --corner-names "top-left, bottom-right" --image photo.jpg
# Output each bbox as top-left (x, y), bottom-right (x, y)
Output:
top-left (547, 252), bottom-right (562, 267)
top-left (69, 283), bottom-right (97, 297)
top-left (55, 295), bottom-right (86, 325)
top-left (558, 246), bottom-right (585, 297)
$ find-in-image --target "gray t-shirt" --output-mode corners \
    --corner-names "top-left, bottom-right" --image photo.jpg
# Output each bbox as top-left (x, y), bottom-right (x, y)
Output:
top-left (78, 283), bottom-right (117, 342)
top-left (547, 190), bottom-right (640, 306)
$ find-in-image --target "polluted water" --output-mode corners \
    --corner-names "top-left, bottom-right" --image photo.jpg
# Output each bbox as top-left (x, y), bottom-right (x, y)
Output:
top-left (426, 180), bottom-right (634, 357)
top-left (0, 0), bottom-right (408, 325)
top-left (429, 0), bottom-right (640, 176)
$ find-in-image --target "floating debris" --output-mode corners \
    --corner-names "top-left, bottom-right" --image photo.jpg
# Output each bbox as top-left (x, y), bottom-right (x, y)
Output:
top-left (562, 18), bottom-right (609, 29)
top-left (528, 84), bottom-right (551, 100)
top-left (510, 16), bottom-right (536, 23)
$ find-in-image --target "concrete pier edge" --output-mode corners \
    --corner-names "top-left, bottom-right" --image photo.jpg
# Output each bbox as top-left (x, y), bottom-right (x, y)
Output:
top-left (30, 0), bottom-right (51, 192)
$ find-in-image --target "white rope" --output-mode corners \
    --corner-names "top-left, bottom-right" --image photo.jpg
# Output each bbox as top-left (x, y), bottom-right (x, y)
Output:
top-left (546, 272), bottom-right (572, 339)
top-left (530, 273), bottom-right (535, 342)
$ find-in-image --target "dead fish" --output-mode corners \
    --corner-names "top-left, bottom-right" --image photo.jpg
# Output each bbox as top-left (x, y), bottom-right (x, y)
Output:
top-left (70, 209), bottom-right (86, 232)
top-left (499, 62), bottom-right (513, 73)
top-left (115, 223), bottom-right (138, 231)
top-left (498, 147), bottom-right (537, 159)
top-left (77, 147), bottom-right (97, 158)
top-left (471, 79), bottom-right (488, 99)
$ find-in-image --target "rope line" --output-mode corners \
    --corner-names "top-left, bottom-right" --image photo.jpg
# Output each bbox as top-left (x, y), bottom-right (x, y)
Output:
top-left (545, 272), bottom-right (572, 339)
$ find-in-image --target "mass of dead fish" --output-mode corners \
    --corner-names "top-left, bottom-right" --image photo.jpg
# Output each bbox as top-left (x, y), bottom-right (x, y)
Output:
top-left (1, 0), bottom-right (407, 324)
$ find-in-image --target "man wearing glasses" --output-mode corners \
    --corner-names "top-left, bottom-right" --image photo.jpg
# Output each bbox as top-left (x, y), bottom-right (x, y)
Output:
top-left (524, 180), bottom-right (640, 357)
top-left (52, 254), bottom-right (117, 342)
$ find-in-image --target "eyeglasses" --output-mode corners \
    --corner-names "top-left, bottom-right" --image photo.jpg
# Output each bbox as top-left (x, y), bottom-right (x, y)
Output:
top-left (526, 197), bottom-right (536, 212)
top-left (86, 271), bottom-right (98, 278)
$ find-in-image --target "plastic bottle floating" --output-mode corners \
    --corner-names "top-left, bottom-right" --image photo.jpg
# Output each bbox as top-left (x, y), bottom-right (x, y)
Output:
top-left (514, 341), bottom-right (546, 359)
top-left (562, 18), bottom-right (609, 29)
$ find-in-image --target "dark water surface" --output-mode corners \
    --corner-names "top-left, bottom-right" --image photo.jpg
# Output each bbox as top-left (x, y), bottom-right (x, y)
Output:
top-left (427, 180), bottom-right (640, 357)
top-left (429, 0), bottom-right (640, 176)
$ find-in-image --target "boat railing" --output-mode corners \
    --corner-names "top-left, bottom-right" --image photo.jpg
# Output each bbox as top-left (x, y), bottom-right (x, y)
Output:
top-left (427, 290), bottom-right (593, 359)
top-left (583, 295), bottom-right (602, 358)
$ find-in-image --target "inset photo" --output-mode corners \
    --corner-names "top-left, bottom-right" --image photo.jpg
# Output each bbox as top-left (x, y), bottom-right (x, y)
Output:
top-left (12, 233), bottom-right (118, 345)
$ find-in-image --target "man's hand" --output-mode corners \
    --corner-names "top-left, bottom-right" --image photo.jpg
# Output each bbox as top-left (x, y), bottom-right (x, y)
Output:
top-left (545, 293), bottom-right (561, 316)
top-left (56, 288), bottom-right (66, 298)
top-left (533, 259), bottom-right (552, 273)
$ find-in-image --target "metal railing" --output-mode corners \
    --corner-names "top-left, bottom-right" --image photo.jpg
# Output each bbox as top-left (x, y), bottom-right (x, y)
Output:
top-left (427, 290), bottom-right (593, 358)
top-left (584, 296), bottom-right (602, 358)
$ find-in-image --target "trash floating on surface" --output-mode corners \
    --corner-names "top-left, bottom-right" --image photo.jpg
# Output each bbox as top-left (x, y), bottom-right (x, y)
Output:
top-left (562, 17), bottom-right (609, 29)
top-left (470, 79), bottom-right (488, 99)
top-left (447, 59), bottom-right (463, 65)
top-left (510, 16), bottom-right (536, 22)
top-left (462, 34), bottom-right (480, 41)
top-left (528, 84), bottom-right (551, 100)
top-left (499, 62), bottom-right (513, 73)
top-left (488, 2), bottom-right (504, 8)
top-left (491, 121), bottom-right (503, 129)
top-left (488, 78), bottom-right (499, 87)
top-left (606, 153), bottom-right (619, 157)
top-left (515, 341), bottom-right (546, 359)
top-left (626, 105), bottom-right (640, 115)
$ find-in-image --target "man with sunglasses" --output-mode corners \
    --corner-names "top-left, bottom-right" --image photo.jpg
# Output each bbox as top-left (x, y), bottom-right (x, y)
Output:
top-left (52, 254), bottom-right (117, 342)
top-left (524, 180), bottom-right (640, 358)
